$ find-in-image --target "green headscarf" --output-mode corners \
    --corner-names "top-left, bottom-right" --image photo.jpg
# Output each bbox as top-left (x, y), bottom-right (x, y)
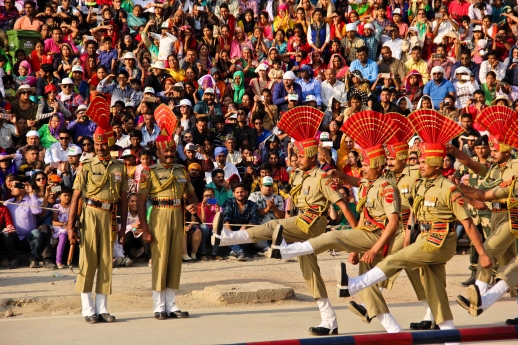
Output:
top-left (233, 71), bottom-right (245, 104)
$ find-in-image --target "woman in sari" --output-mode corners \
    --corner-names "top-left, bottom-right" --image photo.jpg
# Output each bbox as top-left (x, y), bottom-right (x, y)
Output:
top-left (38, 113), bottom-right (65, 149)
top-left (298, 0), bottom-right (315, 22)
top-left (273, 4), bottom-right (293, 33)
top-left (236, 47), bottom-right (258, 83)
top-left (230, 71), bottom-right (245, 105)
top-left (197, 43), bottom-right (213, 72)
top-left (257, 11), bottom-right (274, 41)
top-left (238, 9), bottom-right (257, 38)
top-left (308, 51), bottom-right (327, 80)
top-left (166, 55), bottom-right (185, 83)
top-left (401, 69), bottom-right (424, 109)
top-left (230, 26), bottom-right (254, 60)
top-left (329, 53), bottom-right (349, 81)
top-left (29, 39), bottom-right (52, 78)
top-left (272, 30), bottom-right (290, 63)
top-left (199, 24), bottom-right (218, 58)
top-left (267, 47), bottom-right (287, 71)
top-left (345, 70), bottom-right (370, 107)
top-left (288, 23), bottom-right (312, 61)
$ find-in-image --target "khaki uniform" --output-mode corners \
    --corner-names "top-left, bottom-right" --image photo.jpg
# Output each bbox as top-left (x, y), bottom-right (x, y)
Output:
top-left (138, 162), bottom-right (194, 291)
top-left (495, 256), bottom-right (518, 289)
top-left (455, 160), bottom-right (493, 271)
top-left (376, 175), bottom-right (470, 325)
top-left (246, 166), bottom-right (343, 299)
top-left (73, 156), bottom-right (128, 295)
top-left (475, 159), bottom-right (518, 285)
top-left (308, 176), bottom-right (401, 317)
top-left (382, 165), bottom-right (426, 303)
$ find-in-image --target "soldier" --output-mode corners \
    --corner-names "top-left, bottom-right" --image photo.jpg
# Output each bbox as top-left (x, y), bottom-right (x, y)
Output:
top-left (272, 111), bottom-right (405, 333)
top-left (212, 107), bottom-right (358, 336)
top-left (67, 97), bottom-right (129, 324)
top-left (453, 135), bottom-right (493, 286)
top-left (137, 127), bottom-right (199, 320)
top-left (329, 110), bottom-right (492, 334)
top-left (449, 106), bottom-right (518, 302)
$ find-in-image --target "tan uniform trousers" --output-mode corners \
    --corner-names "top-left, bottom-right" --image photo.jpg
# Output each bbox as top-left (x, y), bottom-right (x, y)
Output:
top-left (376, 232), bottom-right (457, 325)
top-left (496, 256), bottom-right (518, 289)
top-left (309, 228), bottom-right (399, 317)
top-left (75, 206), bottom-right (114, 295)
top-left (247, 216), bottom-right (328, 299)
top-left (149, 207), bottom-right (184, 291)
top-left (476, 220), bottom-right (517, 287)
top-left (381, 231), bottom-right (427, 303)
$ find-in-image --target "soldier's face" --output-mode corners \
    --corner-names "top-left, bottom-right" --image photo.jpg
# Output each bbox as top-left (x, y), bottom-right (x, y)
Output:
top-left (490, 148), bottom-right (510, 164)
top-left (361, 162), bottom-right (383, 180)
top-left (474, 145), bottom-right (489, 159)
top-left (386, 157), bottom-right (405, 172)
top-left (297, 154), bottom-right (317, 171)
top-left (158, 148), bottom-right (175, 164)
top-left (94, 142), bottom-right (110, 157)
top-left (419, 158), bottom-right (441, 178)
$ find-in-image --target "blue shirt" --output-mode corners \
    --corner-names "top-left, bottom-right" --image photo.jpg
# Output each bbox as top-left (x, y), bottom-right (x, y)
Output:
top-left (222, 198), bottom-right (259, 231)
top-left (68, 119), bottom-right (97, 143)
top-left (98, 48), bottom-right (118, 73)
top-left (349, 59), bottom-right (379, 84)
top-left (295, 77), bottom-right (322, 106)
top-left (423, 78), bottom-right (456, 109)
top-left (141, 124), bottom-right (160, 147)
top-left (272, 81), bottom-right (303, 109)
top-left (256, 130), bottom-right (272, 150)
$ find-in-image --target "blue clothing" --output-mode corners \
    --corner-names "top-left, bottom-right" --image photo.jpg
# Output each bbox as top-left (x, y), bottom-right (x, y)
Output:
top-left (97, 79), bottom-right (139, 106)
top-left (349, 59), bottom-right (379, 84)
top-left (141, 124), bottom-right (160, 147)
top-left (68, 119), bottom-right (97, 142)
top-left (256, 130), bottom-right (273, 150)
top-left (98, 48), bottom-right (119, 73)
top-left (423, 78), bottom-right (456, 109)
top-left (272, 82), bottom-right (303, 109)
top-left (295, 77), bottom-right (322, 106)
top-left (358, 21), bottom-right (383, 62)
top-left (222, 198), bottom-right (259, 231)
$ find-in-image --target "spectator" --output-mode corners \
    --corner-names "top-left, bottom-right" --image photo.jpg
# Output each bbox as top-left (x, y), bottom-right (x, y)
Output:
top-left (187, 162), bottom-right (206, 201)
top-left (496, 79), bottom-right (518, 102)
top-left (479, 50), bottom-right (507, 84)
top-left (426, 44), bottom-right (454, 79)
top-left (382, 24), bottom-right (404, 60)
top-left (198, 188), bottom-right (222, 260)
top-left (96, 70), bottom-right (138, 107)
top-left (205, 168), bottom-right (234, 206)
top-left (340, 23), bottom-right (365, 65)
top-left (372, 88), bottom-right (400, 114)
top-left (206, 146), bottom-right (240, 183)
top-left (13, 1), bottom-right (41, 31)
top-left (11, 85), bottom-right (38, 124)
top-left (272, 71), bottom-right (302, 110)
top-left (68, 104), bottom-right (96, 142)
top-left (453, 66), bottom-right (480, 108)
top-left (222, 182), bottom-right (258, 261)
top-left (45, 27), bottom-right (78, 56)
top-left (51, 186), bottom-right (71, 269)
top-left (0, 112), bottom-right (16, 151)
top-left (349, 46), bottom-right (378, 84)
top-left (378, 46), bottom-right (406, 86)
top-left (451, 50), bottom-right (481, 84)
top-left (60, 145), bottom-right (81, 188)
top-left (452, 113), bottom-right (481, 148)
top-left (193, 88), bottom-right (223, 119)
top-left (423, 66), bottom-right (456, 109)
top-left (140, 113), bottom-right (160, 148)
top-left (295, 65), bottom-right (322, 108)
top-left (44, 129), bottom-right (79, 164)
top-left (404, 46), bottom-right (430, 82)
top-left (233, 109), bottom-right (256, 148)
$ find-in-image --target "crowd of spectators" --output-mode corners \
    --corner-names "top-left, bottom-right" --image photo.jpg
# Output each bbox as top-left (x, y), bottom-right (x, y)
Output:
top-left (1, 0), bottom-right (518, 268)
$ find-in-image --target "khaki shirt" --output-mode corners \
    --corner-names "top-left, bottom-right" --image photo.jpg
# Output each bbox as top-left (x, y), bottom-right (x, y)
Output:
top-left (384, 165), bottom-right (420, 212)
top-left (138, 162), bottom-right (194, 199)
top-left (358, 177), bottom-right (400, 226)
top-left (478, 158), bottom-right (518, 184)
top-left (73, 156), bottom-right (128, 202)
top-left (455, 158), bottom-right (492, 216)
top-left (413, 175), bottom-right (470, 223)
top-left (291, 167), bottom-right (342, 210)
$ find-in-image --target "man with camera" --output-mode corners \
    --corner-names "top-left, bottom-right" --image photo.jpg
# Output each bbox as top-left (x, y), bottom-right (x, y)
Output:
top-left (68, 104), bottom-right (97, 143)
top-left (468, 0), bottom-right (492, 25)
top-left (496, 79), bottom-right (518, 102)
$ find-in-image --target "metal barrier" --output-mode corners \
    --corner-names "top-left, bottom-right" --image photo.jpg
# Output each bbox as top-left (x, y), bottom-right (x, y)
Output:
top-left (226, 326), bottom-right (518, 345)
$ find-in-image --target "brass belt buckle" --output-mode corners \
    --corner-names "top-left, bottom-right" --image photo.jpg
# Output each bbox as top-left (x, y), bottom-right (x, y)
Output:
top-left (101, 202), bottom-right (111, 210)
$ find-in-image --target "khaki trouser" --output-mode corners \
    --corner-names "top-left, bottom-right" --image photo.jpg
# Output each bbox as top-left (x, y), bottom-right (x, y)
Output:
top-left (149, 207), bottom-right (184, 291)
top-left (382, 230), bottom-right (427, 303)
top-left (308, 228), bottom-right (399, 317)
top-left (476, 219), bottom-right (517, 285)
top-left (75, 206), bottom-right (113, 295)
top-left (496, 256), bottom-right (518, 289)
top-left (247, 216), bottom-right (328, 299)
top-left (376, 232), bottom-right (457, 325)
top-left (469, 214), bottom-right (492, 272)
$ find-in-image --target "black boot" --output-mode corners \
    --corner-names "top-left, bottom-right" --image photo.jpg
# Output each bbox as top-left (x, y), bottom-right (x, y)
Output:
top-left (348, 301), bottom-right (373, 324)
top-left (336, 262), bottom-right (350, 298)
top-left (456, 295), bottom-right (470, 312)
top-left (409, 321), bottom-right (439, 330)
top-left (505, 318), bottom-right (518, 325)
top-left (270, 224), bottom-right (284, 259)
top-left (461, 270), bottom-right (476, 286)
top-left (308, 326), bottom-right (338, 336)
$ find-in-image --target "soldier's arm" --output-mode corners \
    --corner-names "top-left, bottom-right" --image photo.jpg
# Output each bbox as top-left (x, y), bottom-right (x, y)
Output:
top-left (66, 189), bottom-right (82, 242)
top-left (448, 145), bottom-right (484, 175)
top-left (459, 184), bottom-right (499, 202)
top-left (459, 218), bottom-right (493, 269)
top-left (327, 169), bottom-right (361, 187)
top-left (118, 192), bottom-right (128, 244)
top-left (137, 193), bottom-right (150, 233)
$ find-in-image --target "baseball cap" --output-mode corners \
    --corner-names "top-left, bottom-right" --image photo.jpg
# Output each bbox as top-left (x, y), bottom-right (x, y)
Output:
top-left (262, 176), bottom-right (274, 186)
top-left (121, 149), bottom-right (134, 158)
top-left (204, 87), bottom-right (215, 95)
top-left (288, 94), bottom-right (299, 101)
top-left (48, 174), bottom-right (62, 183)
top-left (173, 82), bottom-right (184, 90)
top-left (185, 143), bottom-right (198, 151)
top-left (72, 65), bottom-right (84, 73)
top-left (144, 87), bottom-right (155, 94)
top-left (393, 8), bottom-right (401, 15)
top-left (67, 146), bottom-right (82, 156)
top-left (178, 99), bottom-right (192, 107)
top-left (304, 95), bottom-right (317, 103)
top-left (320, 132), bottom-right (330, 141)
top-left (77, 104), bottom-right (88, 112)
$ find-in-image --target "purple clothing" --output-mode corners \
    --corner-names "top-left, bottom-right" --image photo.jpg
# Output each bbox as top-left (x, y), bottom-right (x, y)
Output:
top-left (68, 119), bottom-right (97, 143)
top-left (56, 232), bottom-right (67, 264)
top-left (5, 193), bottom-right (42, 239)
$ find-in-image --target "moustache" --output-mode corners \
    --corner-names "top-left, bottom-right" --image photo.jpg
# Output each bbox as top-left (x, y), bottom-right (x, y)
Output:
top-left (164, 156), bottom-right (173, 159)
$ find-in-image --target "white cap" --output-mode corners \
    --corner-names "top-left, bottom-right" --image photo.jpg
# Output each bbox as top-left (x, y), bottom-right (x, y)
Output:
top-left (58, 78), bottom-right (74, 85)
top-left (122, 52), bottom-right (137, 60)
top-left (229, 113), bottom-right (238, 119)
top-left (173, 82), bottom-right (184, 89)
top-left (204, 88), bottom-right (215, 94)
top-left (393, 8), bottom-right (401, 15)
top-left (283, 71), bottom-right (297, 80)
top-left (71, 65), bottom-right (83, 73)
top-left (431, 66), bottom-right (445, 75)
top-left (455, 66), bottom-right (471, 75)
top-left (346, 23), bottom-right (356, 32)
top-left (144, 86), bottom-right (155, 94)
top-left (26, 130), bottom-right (40, 138)
top-left (125, 102), bottom-right (135, 107)
top-left (150, 60), bottom-right (166, 70)
top-left (364, 23), bottom-right (374, 30)
top-left (320, 132), bottom-right (330, 140)
top-left (161, 20), bottom-right (170, 29)
top-left (185, 143), bottom-right (198, 151)
top-left (262, 176), bottom-right (274, 186)
top-left (121, 149), bottom-right (134, 157)
top-left (178, 99), bottom-right (192, 107)
top-left (288, 94), bottom-right (299, 101)
top-left (77, 104), bottom-right (87, 112)
top-left (67, 146), bottom-right (82, 156)
top-left (473, 25), bottom-right (483, 32)
top-left (255, 63), bottom-right (268, 72)
top-left (304, 94), bottom-right (317, 103)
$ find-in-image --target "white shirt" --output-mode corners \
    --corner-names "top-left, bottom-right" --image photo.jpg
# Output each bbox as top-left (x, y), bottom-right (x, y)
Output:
top-left (205, 161), bottom-right (241, 183)
top-left (382, 38), bottom-right (404, 60)
top-left (453, 81), bottom-right (479, 108)
top-left (226, 152), bottom-right (242, 164)
top-left (158, 35), bottom-right (176, 61)
top-left (44, 142), bottom-right (80, 164)
top-left (431, 19), bottom-right (455, 45)
top-left (116, 134), bottom-right (131, 149)
top-left (307, 23), bottom-right (331, 46)
top-left (0, 122), bottom-right (16, 149)
top-left (321, 79), bottom-right (346, 108)
top-left (215, 0), bottom-right (240, 19)
top-left (479, 60), bottom-right (507, 84)
top-left (468, 3), bottom-right (492, 21)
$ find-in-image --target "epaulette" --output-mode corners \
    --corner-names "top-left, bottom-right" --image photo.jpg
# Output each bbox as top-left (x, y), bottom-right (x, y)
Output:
top-left (321, 173), bottom-right (328, 178)
top-left (500, 177), bottom-right (515, 188)
top-left (381, 181), bottom-right (389, 188)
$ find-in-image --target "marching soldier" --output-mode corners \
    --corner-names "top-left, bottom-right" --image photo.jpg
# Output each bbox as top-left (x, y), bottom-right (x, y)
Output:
top-left (272, 111), bottom-right (406, 333)
top-left (137, 128), bottom-right (199, 319)
top-left (449, 106), bottom-right (518, 302)
top-left (212, 106), bottom-right (358, 336)
top-left (331, 110), bottom-right (492, 334)
top-left (67, 97), bottom-right (129, 323)
top-left (453, 135), bottom-right (493, 286)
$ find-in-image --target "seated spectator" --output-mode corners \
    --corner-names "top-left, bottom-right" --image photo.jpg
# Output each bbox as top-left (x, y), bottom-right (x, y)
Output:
top-left (198, 188), bottom-right (222, 260)
top-left (193, 87), bottom-right (223, 119)
top-left (56, 77), bottom-right (85, 115)
top-left (426, 44), bottom-right (453, 80)
top-left (205, 168), bottom-right (234, 206)
top-left (233, 110), bottom-right (256, 149)
top-left (349, 46), bottom-right (378, 84)
top-left (249, 162), bottom-right (289, 199)
top-left (272, 71), bottom-right (302, 111)
top-left (140, 113), bottom-right (160, 148)
top-left (224, 135), bottom-right (241, 164)
top-left (295, 65), bottom-right (322, 108)
top-left (423, 66), bottom-right (456, 109)
top-left (222, 183), bottom-right (258, 261)
top-left (451, 50), bottom-right (481, 84)
top-left (211, 115), bottom-right (233, 148)
top-left (44, 129), bottom-right (79, 164)
top-left (189, 117), bottom-right (214, 146)
top-left (328, 186), bottom-right (359, 230)
top-left (479, 50), bottom-right (506, 84)
top-left (205, 147), bottom-right (240, 183)
top-left (453, 66), bottom-right (480, 108)
top-left (372, 88), bottom-right (401, 114)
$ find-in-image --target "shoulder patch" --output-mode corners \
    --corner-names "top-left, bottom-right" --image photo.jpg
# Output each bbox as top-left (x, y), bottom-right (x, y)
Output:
top-left (451, 191), bottom-right (465, 206)
top-left (321, 173), bottom-right (328, 178)
top-left (500, 177), bottom-right (515, 188)
top-left (381, 181), bottom-right (389, 188)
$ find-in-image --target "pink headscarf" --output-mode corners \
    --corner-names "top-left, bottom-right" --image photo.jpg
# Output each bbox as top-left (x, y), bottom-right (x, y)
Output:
top-left (278, 4), bottom-right (288, 15)
top-left (20, 60), bottom-right (33, 76)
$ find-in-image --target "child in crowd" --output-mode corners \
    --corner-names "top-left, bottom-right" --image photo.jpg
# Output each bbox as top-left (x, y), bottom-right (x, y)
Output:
top-left (52, 187), bottom-right (71, 269)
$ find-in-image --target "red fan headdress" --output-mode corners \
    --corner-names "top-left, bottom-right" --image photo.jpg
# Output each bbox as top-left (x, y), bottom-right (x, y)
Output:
top-left (87, 96), bottom-right (114, 146)
top-left (408, 109), bottom-right (464, 167)
top-left (277, 106), bottom-right (324, 157)
top-left (476, 106), bottom-right (518, 152)
top-left (154, 104), bottom-right (178, 150)
top-left (385, 112), bottom-right (414, 161)
top-left (341, 111), bottom-right (396, 168)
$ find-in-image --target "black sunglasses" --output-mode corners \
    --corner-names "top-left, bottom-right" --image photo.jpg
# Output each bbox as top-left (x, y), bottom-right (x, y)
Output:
top-left (59, 137), bottom-right (70, 140)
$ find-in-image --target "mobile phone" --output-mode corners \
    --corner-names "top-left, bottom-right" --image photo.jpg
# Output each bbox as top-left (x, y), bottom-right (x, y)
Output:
top-left (0, 113), bottom-right (9, 120)
top-left (460, 75), bottom-right (471, 81)
top-left (433, 54), bottom-right (443, 59)
top-left (498, 82), bottom-right (507, 87)
top-left (145, 96), bottom-right (157, 103)
top-left (51, 186), bottom-right (62, 193)
top-left (246, 156), bottom-right (254, 162)
top-left (13, 182), bottom-right (24, 189)
top-left (380, 73), bottom-right (390, 79)
top-left (206, 198), bottom-right (218, 205)
top-left (190, 144), bottom-right (200, 151)
top-left (260, 96), bottom-right (265, 101)
top-left (85, 35), bottom-right (94, 40)
top-left (197, 6), bottom-right (204, 10)
top-left (355, 0), bottom-right (362, 3)
top-left (91, 8), bottom-right (99, 13)
top-left (50, 161), bottom-right (60, 168)
top-left (513, 58), bottom-right (518, 63)
top-left (322, 141), bottom-right (333, 148)
top-left (435, 13), bottom-right (443, 19)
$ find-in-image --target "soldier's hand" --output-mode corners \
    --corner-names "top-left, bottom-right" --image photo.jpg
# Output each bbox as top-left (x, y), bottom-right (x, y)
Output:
top-left (348, 252), bottom-right (359, 265)
top-left (68, 230), bottom-right (78, 244)
top-left (142, 230), bottom-right (153, 244)
top-left (185, 204), bottom-right (197, 214)
top-left (479, 254), bottom-right (493, 269)
top-left (360, 249), bottom-right (377, 264)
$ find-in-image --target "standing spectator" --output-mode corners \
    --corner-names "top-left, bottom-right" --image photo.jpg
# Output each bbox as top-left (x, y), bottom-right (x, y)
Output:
top-left (451, 50), bottom-right (481, 84)
top-left (222, 183), bottom-right (258, 261)
top-left (340, 23), bottom-right (365, 65)
top-left (51, 187), bottom-right (71, 269)
top-left (423, 66), bottom-right (456, 109)
top-left (96, 70), bottom-right (138, 107)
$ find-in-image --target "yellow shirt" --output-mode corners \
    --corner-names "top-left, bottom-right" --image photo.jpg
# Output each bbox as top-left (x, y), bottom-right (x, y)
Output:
top-left (404, 59), bottom-right (430, 83)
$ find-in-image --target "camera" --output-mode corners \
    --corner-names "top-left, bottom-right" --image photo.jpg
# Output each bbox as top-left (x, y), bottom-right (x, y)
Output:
top-left (51, 186), bottom-right (62, 193)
